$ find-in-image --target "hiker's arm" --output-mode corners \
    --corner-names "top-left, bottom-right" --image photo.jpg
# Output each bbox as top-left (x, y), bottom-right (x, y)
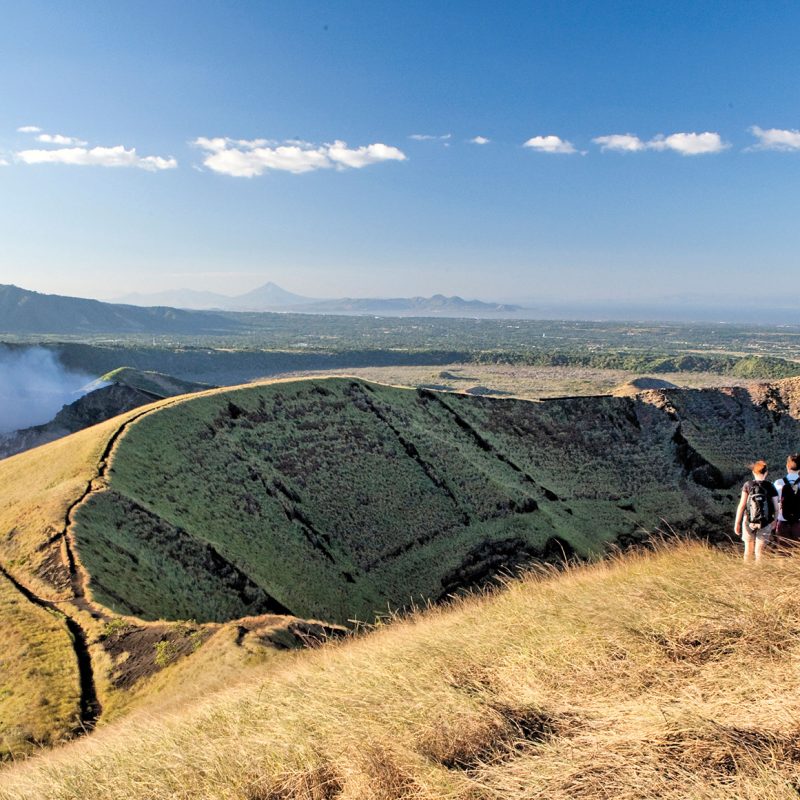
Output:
top-left (734, 491), bottom-right (747, 535)
top-left (771, 496), bottom-right (780, 529)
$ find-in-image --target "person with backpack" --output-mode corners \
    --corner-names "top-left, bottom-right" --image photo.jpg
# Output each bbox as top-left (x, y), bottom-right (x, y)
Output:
top-left (734, 460), bottom-right (779, 562)
top-left (773, 454), bottom-right (800, 548)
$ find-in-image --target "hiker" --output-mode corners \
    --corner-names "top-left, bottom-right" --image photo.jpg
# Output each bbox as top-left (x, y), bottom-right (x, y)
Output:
top-left (734, 460), bottom-right (778, 562)
top-left (773, 454), bottom-right (800, 548)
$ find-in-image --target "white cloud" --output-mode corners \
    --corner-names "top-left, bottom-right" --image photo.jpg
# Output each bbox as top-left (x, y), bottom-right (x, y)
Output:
top-left (327, 140), bottom-right (407, 168)
top-left (648, 132), bottom-right (727, 155)
top-left (749, 125), bottom-right (800, 151)
top-left (522, 135), bottom-right (578, 154)
top-left (593, 131), bottom-right (728, 155)
top-left (592, 133), bottom-right (646, 152)
top-left (36, 133), bottom-right (88, 146)
top-left (16, 145), bottom-right (178, 171)
top-left (193, 137), bottom-right (407, 177)
top-left (409, 133), bottom-right (451, 141)
top-left (17, 125), bottom-right (41, 133)
top-left (0, 157), bottom-right (8, 167)
top-left (470, 136), bottom-right (491, 145)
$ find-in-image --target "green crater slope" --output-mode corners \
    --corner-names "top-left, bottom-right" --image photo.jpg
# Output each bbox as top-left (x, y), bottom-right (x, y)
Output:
top-left (72, 378), bottom-right (800, 625)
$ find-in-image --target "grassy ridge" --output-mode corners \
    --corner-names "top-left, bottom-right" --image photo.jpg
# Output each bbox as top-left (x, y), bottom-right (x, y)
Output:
top-left (0, 573), bottom-right (80, 759)
top-left (98, 367), bottom-right (212, 397)
top-left (0, 413), bottom-right (146, 601)
top-left (71, 377), bottom-right (800, 626)
top-left (0, 391), bottom-right (342, 758)
top-left (4, 543), bottom-right (800, 798)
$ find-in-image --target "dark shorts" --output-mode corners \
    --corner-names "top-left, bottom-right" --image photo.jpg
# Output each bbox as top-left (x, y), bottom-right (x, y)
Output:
top-left (775, 521), bottom-right (800, 544)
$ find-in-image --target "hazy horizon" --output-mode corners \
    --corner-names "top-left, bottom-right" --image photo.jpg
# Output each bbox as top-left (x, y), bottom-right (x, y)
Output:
top-left (5, 279), bottom-right (797, 326)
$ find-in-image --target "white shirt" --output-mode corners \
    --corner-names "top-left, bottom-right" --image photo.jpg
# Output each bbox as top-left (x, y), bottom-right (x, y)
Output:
top-left (774, 471), bottom-right (800, 522)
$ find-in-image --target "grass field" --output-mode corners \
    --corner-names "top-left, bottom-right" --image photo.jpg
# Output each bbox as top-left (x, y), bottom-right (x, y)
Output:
top-left (0, 390), bottom-right (319, 759)
top-left (3, 542), bottom-right (800, 799)
top-left (68, 375), bottom-right (800, 627)
top-left (5, 373), bottom-right (800, 765)
top-left (0, 572), bottom-right (80, 759)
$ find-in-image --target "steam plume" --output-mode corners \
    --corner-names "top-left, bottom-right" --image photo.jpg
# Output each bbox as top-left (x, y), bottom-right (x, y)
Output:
top-left (0, 346), bottom-right (97, 433)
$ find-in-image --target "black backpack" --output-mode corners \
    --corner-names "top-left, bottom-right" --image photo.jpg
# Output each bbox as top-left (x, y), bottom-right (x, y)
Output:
top-left (747, 480), bottom-right (774, 530)
top-left (780, 476), bottom-right (800, 524)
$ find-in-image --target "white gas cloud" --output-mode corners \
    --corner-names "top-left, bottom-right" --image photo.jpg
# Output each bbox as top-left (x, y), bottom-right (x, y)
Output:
top-left (749, 125), bottom-right (800, 151)
top-left (17, 125), bottom-right (41, 133)
top-left (409, 133), bottom-right (451, 141)
top-left (16, 145), bottom-right (178, 171)
top-left (594, 131), bottom-right (728, 155)
top-left (193, 137), bottom-right (407, 177)
top-left (0, 346), bottom-right (97, 433)
top-left (37, 133), bottom-right (88, 146)
top-left (522, 135), bottom-right (578, 154)
top-left (470, 136), bottom-right (491, 145)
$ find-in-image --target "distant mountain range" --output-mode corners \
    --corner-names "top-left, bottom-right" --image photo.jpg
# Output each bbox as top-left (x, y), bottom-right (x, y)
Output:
top-left (299, 294), bottom-right (520, 315)
top-left (0, 284), bottom-right (523, 336)
top-left (0, 284), bottom-right (242, 334)
top-left (116, 282), bottom-right (311, 311)
top-left (116, 282), bottom-right (521, 316)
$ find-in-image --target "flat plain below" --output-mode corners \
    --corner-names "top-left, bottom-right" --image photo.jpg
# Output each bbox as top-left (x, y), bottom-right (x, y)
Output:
top-left (279, 362), bottom-right (755, 399)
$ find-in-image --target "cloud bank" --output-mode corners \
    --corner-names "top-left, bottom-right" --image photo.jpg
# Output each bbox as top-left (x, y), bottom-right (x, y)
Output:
top-left (749, 126), bottom-right (800, 151)
top-left (592, 131), bottom-right (728, 155)
top-left (193, 137), bottom-right (407, 177)
top-left (523, 135), bottom-right (578, 154)
top-left (592, 134), bottom-right (647, 152)
top-left (36, 133), bottom-right (88, 146)
top-left (14, 126), bottom-right (177, 170)
top-left (16, 145), bottom-right (178, 171)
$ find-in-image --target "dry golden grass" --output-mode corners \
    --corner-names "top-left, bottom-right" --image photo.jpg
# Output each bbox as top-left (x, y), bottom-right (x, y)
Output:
top-left (0, 573), bottom-right (80, 759)
top-left (0, 414), bottom-right (132, 599)
top-left (0, 380), bottom-right (356, 758)
top-left (3, 541), bottom-right (800, 799)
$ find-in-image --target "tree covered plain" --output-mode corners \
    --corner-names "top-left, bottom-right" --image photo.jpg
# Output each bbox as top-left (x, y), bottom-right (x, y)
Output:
top-left (4, 315), bottom-right (800, 387)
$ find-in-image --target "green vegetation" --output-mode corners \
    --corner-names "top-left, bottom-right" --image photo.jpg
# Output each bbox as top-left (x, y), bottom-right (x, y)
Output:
top-left (0, 398), bottom-right (300, 759)
top-left (71, 377), bottom-right (800, 626)
top-left (4, 543), bottom-right (800, 799)
top-left (6, 313), bottom-right (800, 359)
top-left (6, 313), bottom-right (800, 390)
top-left (0, 412), bottom-right (140, 601)
top-left (42, 341), bottom-right (800, 385)
top-left (5, 371), bottom-right (800, 769)
top-left (99, 367), bottom-right (212, 397)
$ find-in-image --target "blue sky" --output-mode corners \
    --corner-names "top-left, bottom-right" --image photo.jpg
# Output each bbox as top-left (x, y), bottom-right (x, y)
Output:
top-left (1, 1), bottom-right (798, 307)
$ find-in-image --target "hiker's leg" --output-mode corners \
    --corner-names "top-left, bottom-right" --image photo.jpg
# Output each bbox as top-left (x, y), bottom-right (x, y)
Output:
top-left (774, 523), bottom-right (788, 554)
top-left (754, 535), bottom-right (767, 562)
top-left (742, 532), bottom-right (755, 561)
